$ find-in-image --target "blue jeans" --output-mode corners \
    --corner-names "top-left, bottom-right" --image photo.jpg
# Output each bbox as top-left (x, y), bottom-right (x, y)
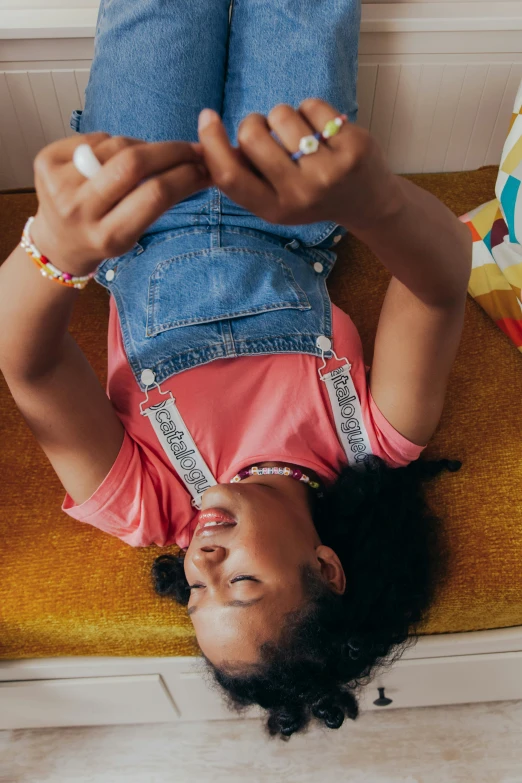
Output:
top-left (70, 0), bottom-right (362, 386)
top-left (71, 0), bottom-right (361, 247)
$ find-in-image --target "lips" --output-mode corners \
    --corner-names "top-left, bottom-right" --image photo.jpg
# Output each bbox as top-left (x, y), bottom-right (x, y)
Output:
top-left (195, 508), bottom-right (237, 537)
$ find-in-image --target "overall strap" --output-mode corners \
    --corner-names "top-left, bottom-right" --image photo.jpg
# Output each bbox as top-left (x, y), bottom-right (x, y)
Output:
top-left (139, 370), bottom-right (217, 510)
top-left (316, 336), bottom-right (373, 467)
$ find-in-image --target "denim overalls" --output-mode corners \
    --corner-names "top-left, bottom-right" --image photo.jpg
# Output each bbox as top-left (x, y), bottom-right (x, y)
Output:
top-left (71, 0), bottom-right (362, 391)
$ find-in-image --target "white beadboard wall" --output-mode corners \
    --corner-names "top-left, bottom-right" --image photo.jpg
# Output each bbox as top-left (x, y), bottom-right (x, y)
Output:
top-left (1, 2), bottom-right (522, 190)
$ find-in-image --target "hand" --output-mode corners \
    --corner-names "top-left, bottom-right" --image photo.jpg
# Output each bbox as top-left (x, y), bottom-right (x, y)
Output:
top-left (31, 134), bottom-right (211, 276)
top-left (197, 99), bottom-right (403, 233)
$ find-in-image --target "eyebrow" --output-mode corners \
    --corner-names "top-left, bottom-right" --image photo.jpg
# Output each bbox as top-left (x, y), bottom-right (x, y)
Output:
top-left (187, 597), bottom-right (264, 616)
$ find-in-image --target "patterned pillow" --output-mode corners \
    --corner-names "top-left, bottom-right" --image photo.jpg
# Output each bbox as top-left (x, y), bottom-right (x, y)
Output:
top-left (460, 81), bottom-right (522, 353)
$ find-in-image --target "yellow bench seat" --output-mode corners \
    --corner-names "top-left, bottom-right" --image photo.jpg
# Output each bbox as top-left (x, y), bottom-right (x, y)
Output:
top-left (1, 166), bottom-right (521, 659)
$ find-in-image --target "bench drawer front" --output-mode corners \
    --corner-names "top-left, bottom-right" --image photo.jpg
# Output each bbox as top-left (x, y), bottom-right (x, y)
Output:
top-left (0, 674), bottom-right (179, 729)
top-left (360, 652), bottom-right (522, 711)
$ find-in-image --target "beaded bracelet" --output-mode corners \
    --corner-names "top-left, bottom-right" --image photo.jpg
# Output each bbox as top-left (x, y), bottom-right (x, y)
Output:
top-left (20, 217), bottom-right (97, 290)
top-left (291, 114), bottom-right (348, 162)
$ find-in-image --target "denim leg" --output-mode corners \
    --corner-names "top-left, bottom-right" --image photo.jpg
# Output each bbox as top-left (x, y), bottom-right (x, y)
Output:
top-left (223, 0), bottom-right (360, 144)
top-left (77, 0), bottom-right (230, 144)
top-left (220, 0), bottom-right (361, 247)
top-left (72, 0), bottom-right (232, 231)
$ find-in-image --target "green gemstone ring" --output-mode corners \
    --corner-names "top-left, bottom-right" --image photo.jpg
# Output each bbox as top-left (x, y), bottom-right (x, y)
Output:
top-left (291, 114), bottom-right (348, 162)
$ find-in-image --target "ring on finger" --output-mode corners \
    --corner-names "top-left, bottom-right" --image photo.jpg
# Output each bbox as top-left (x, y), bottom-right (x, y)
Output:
top-left (73, 143), bottom-right (103, 179)
top-left (290, 114), bottom-right (348, 162)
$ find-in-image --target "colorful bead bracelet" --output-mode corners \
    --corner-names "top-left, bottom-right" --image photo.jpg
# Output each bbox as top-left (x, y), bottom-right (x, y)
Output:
top-left (20, 217), bottom-right (96, 290)
top-left (291, 114), bottom-right (348, 162)
top-left (230, 465), bottom-right (321, 490)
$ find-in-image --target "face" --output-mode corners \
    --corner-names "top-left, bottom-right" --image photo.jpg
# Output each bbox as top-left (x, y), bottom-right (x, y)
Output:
top-left (183, 480), bottom-right (328, 669)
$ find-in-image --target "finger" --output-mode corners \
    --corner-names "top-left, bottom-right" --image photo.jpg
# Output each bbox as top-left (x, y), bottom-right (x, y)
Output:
top-left (98, 161), bottom-right (211, 248)
top-left (266, 103), bottom-right (333, 170)
top-left (36, 134), bottom-right (141, 201)
top-left (64, 135), bottom-right (144, 192)
top-left (76, 140), bottom-right (208, 219)
top-left (297, 98), bottom-right (349, 151)
top-left (190, 141), bottom-right (205, 157)
top-left (235, 113), bottom-right (303, 192)
top-left (43, 132), bottom-right (112, 164)
top-left (197, 109), bottom-right (275, 214)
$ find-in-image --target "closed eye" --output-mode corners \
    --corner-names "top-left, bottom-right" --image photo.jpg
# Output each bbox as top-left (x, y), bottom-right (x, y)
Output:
top-left (188, 575), bottom-right (259, 590)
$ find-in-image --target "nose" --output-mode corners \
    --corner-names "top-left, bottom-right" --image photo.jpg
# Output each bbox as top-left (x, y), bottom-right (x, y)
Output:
top-left (192, 546), bottom-right (227, 568)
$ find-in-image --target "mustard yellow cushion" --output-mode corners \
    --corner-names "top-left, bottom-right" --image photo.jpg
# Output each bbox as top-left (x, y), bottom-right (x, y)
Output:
top-left (1, 167), bottom-right (521, 659)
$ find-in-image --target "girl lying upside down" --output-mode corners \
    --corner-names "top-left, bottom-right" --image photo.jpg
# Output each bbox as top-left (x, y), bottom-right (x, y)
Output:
top-left (0, 0), bottom-right (470, 738)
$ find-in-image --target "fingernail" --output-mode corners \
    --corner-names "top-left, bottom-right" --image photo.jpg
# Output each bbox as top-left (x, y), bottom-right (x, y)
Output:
top-left (198, 109), bottom-right (218, 132)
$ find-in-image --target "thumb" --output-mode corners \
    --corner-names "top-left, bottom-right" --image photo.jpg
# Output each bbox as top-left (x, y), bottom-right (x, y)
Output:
top-left (197, 109), bottom-right (237, 170)
top-left (197, 107), bottom-right (273, 215)
top-left (198, 108), bottom-right (222, 135)
top-left (197, 108), bottom-right (249, 181)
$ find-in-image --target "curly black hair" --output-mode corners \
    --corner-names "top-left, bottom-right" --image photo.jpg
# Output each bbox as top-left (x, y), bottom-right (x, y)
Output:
top-left (152, 455), bottom-right (461, 739)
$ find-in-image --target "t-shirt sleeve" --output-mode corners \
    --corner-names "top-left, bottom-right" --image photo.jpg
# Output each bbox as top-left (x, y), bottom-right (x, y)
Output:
top-left (367, 388), bottom-right (427, 467)
top-left (331, 305), bottom-right (427, 469)
top-left (61, 430), bottom-right (189, 547)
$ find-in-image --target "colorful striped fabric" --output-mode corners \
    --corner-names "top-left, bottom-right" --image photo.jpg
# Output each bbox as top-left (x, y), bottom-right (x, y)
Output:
top-left (460, 81), bottom-right (522, 353)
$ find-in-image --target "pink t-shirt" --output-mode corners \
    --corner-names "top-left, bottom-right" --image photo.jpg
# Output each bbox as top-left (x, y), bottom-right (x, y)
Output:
top-left (62, 300), bottom-right (426, 547)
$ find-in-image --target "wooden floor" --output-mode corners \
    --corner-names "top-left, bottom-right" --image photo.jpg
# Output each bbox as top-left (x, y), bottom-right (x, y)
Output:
top-left (1, 699), bottom-right (522, 783)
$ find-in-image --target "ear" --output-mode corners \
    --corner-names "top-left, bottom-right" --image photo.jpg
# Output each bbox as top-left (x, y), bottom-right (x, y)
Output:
top-left (315, 545), bottom-right (346, 596)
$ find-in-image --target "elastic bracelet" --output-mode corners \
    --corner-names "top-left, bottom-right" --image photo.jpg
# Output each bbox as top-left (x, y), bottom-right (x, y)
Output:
top-left (20, 217), bottom-right (97, 290)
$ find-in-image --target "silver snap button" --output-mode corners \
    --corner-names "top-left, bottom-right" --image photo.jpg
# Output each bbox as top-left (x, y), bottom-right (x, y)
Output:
top-left (333, 234), bottom-right (342, 244)
top-left (105, 269), bottom-right (115, 282)
top-left (316, 335), bottom-right (332, 353)
top-left (141, 369), bottom-right (156, 386)
top-left (313, 262), bottom-right (324, 274)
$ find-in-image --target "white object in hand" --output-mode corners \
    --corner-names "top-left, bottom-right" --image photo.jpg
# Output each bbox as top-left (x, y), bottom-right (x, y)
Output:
top-left (73, 144), bottom-right (102, 180)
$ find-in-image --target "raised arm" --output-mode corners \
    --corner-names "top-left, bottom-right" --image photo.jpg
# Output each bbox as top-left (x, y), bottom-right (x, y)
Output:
top-left (0, 133), bottom-right (210, 505)
top-left (352, 174), bottom-right (471, 445)
top-left (196, 99), bottom-right (472, 445)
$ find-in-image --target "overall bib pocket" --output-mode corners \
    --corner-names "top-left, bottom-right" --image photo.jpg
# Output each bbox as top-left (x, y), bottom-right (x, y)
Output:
top-left (97, 227), bottom-right (333, 386)
top-left (146, 247), bottom-right (311, 337)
